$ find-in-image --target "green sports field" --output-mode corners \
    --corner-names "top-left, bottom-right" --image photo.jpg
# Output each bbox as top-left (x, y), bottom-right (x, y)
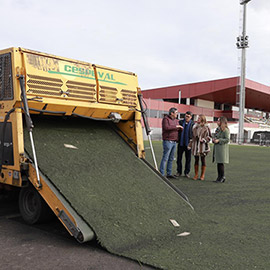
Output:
top-left (24, 116), bottom-right (269, 270)
top-left (145, 141), bottom-right (270, 270)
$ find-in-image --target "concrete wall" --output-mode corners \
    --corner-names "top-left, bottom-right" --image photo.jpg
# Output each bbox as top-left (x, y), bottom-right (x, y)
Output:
top-left (143, 127), bottom-right (162, 140)
top-left (194, 99), bottom-right (214, 122)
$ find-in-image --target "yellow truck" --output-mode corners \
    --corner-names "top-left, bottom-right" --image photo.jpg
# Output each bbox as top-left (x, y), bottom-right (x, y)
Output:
top-left (0, 47), bottom-right (192, 247)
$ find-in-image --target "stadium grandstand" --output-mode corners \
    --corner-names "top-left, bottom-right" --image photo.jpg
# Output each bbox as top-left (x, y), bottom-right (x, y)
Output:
top-left (142, 76), bottom-right (270, 145)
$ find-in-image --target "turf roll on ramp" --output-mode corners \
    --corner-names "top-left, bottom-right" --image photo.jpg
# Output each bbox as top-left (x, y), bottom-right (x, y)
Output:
top-left (24, 116), bottom-right (197, 270)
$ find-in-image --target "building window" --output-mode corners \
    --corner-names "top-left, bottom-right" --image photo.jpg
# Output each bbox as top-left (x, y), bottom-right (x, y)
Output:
top-left (163, 98), bottom-right (178, 103)
top-left (224, 104), bottom-right (232, 111)
top-left (214, 103), bottom-right (222, 110)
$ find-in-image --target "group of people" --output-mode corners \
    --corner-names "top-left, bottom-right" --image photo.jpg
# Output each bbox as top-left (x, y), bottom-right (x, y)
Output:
top-left (160, 108), bottom-right (230, 183)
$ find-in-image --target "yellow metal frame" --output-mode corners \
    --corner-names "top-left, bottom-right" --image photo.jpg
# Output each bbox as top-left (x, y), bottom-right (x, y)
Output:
top-left (0, 47), bottom-right (144, 186)
top-left (0, 47), bottom-right (145, 240)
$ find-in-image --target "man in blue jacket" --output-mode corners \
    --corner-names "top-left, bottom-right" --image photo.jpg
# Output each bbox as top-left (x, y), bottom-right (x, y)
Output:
top-left (175, 111), bottom-right (194, 178)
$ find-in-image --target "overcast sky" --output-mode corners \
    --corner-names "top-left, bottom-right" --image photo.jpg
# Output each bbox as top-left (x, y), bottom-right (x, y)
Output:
top-left (1, 0), bottom-right (270, 89)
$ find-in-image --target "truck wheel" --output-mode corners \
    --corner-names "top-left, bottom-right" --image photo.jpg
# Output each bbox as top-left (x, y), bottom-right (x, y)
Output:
top-left (19, 184), bottom-right (54, 224)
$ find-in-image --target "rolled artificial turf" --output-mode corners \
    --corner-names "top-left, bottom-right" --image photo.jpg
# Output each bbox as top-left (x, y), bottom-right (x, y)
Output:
top-left (24, 116), bottom-right (197, 270)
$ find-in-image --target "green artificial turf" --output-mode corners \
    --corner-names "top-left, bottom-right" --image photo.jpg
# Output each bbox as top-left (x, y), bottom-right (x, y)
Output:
top-left (24, 116), bottom-right (197, 270)
top-left (144, 141), bottom-right (270, 270)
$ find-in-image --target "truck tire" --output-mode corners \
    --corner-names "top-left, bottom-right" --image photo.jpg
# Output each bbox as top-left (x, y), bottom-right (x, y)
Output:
top-left (19, 184), bottom-right (54, 224)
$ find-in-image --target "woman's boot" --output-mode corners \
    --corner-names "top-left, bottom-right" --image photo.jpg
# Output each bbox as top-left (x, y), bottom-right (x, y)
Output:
top-left (200, 166), bottom-right (206, 180)
top-left (193, 165), bottom-right (199, 180)
top-left (219, 176), bottom-right (226, 183)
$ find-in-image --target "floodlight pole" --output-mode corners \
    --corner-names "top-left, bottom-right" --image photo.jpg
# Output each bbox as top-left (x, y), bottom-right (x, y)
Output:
top-left (236, 0), bottom-right (251, 144)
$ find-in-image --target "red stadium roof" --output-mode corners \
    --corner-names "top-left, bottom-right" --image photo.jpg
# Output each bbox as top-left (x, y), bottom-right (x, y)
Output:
top-left (142, 77), bottom-right (270, 112)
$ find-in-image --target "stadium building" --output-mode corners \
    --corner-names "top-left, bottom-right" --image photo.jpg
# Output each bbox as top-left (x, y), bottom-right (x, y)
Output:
top-left (142, 77), bottom-right (270, 144)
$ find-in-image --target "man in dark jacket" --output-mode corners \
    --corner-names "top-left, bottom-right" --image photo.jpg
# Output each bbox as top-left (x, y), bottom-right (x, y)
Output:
top-left (160, 107), bottom-right (182, 178)
top-left (175, 111), bottom-right (194, 178)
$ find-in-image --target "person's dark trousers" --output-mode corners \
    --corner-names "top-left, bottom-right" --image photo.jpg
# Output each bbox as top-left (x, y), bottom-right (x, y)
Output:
top-left (177, 145), bottom-right (191, 175)
top-left (217, 163), bottom-right (224, 180)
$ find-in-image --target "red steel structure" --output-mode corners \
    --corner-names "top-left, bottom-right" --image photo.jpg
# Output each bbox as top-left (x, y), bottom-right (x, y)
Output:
top-left (142, 77), bottom-right (270, 129)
